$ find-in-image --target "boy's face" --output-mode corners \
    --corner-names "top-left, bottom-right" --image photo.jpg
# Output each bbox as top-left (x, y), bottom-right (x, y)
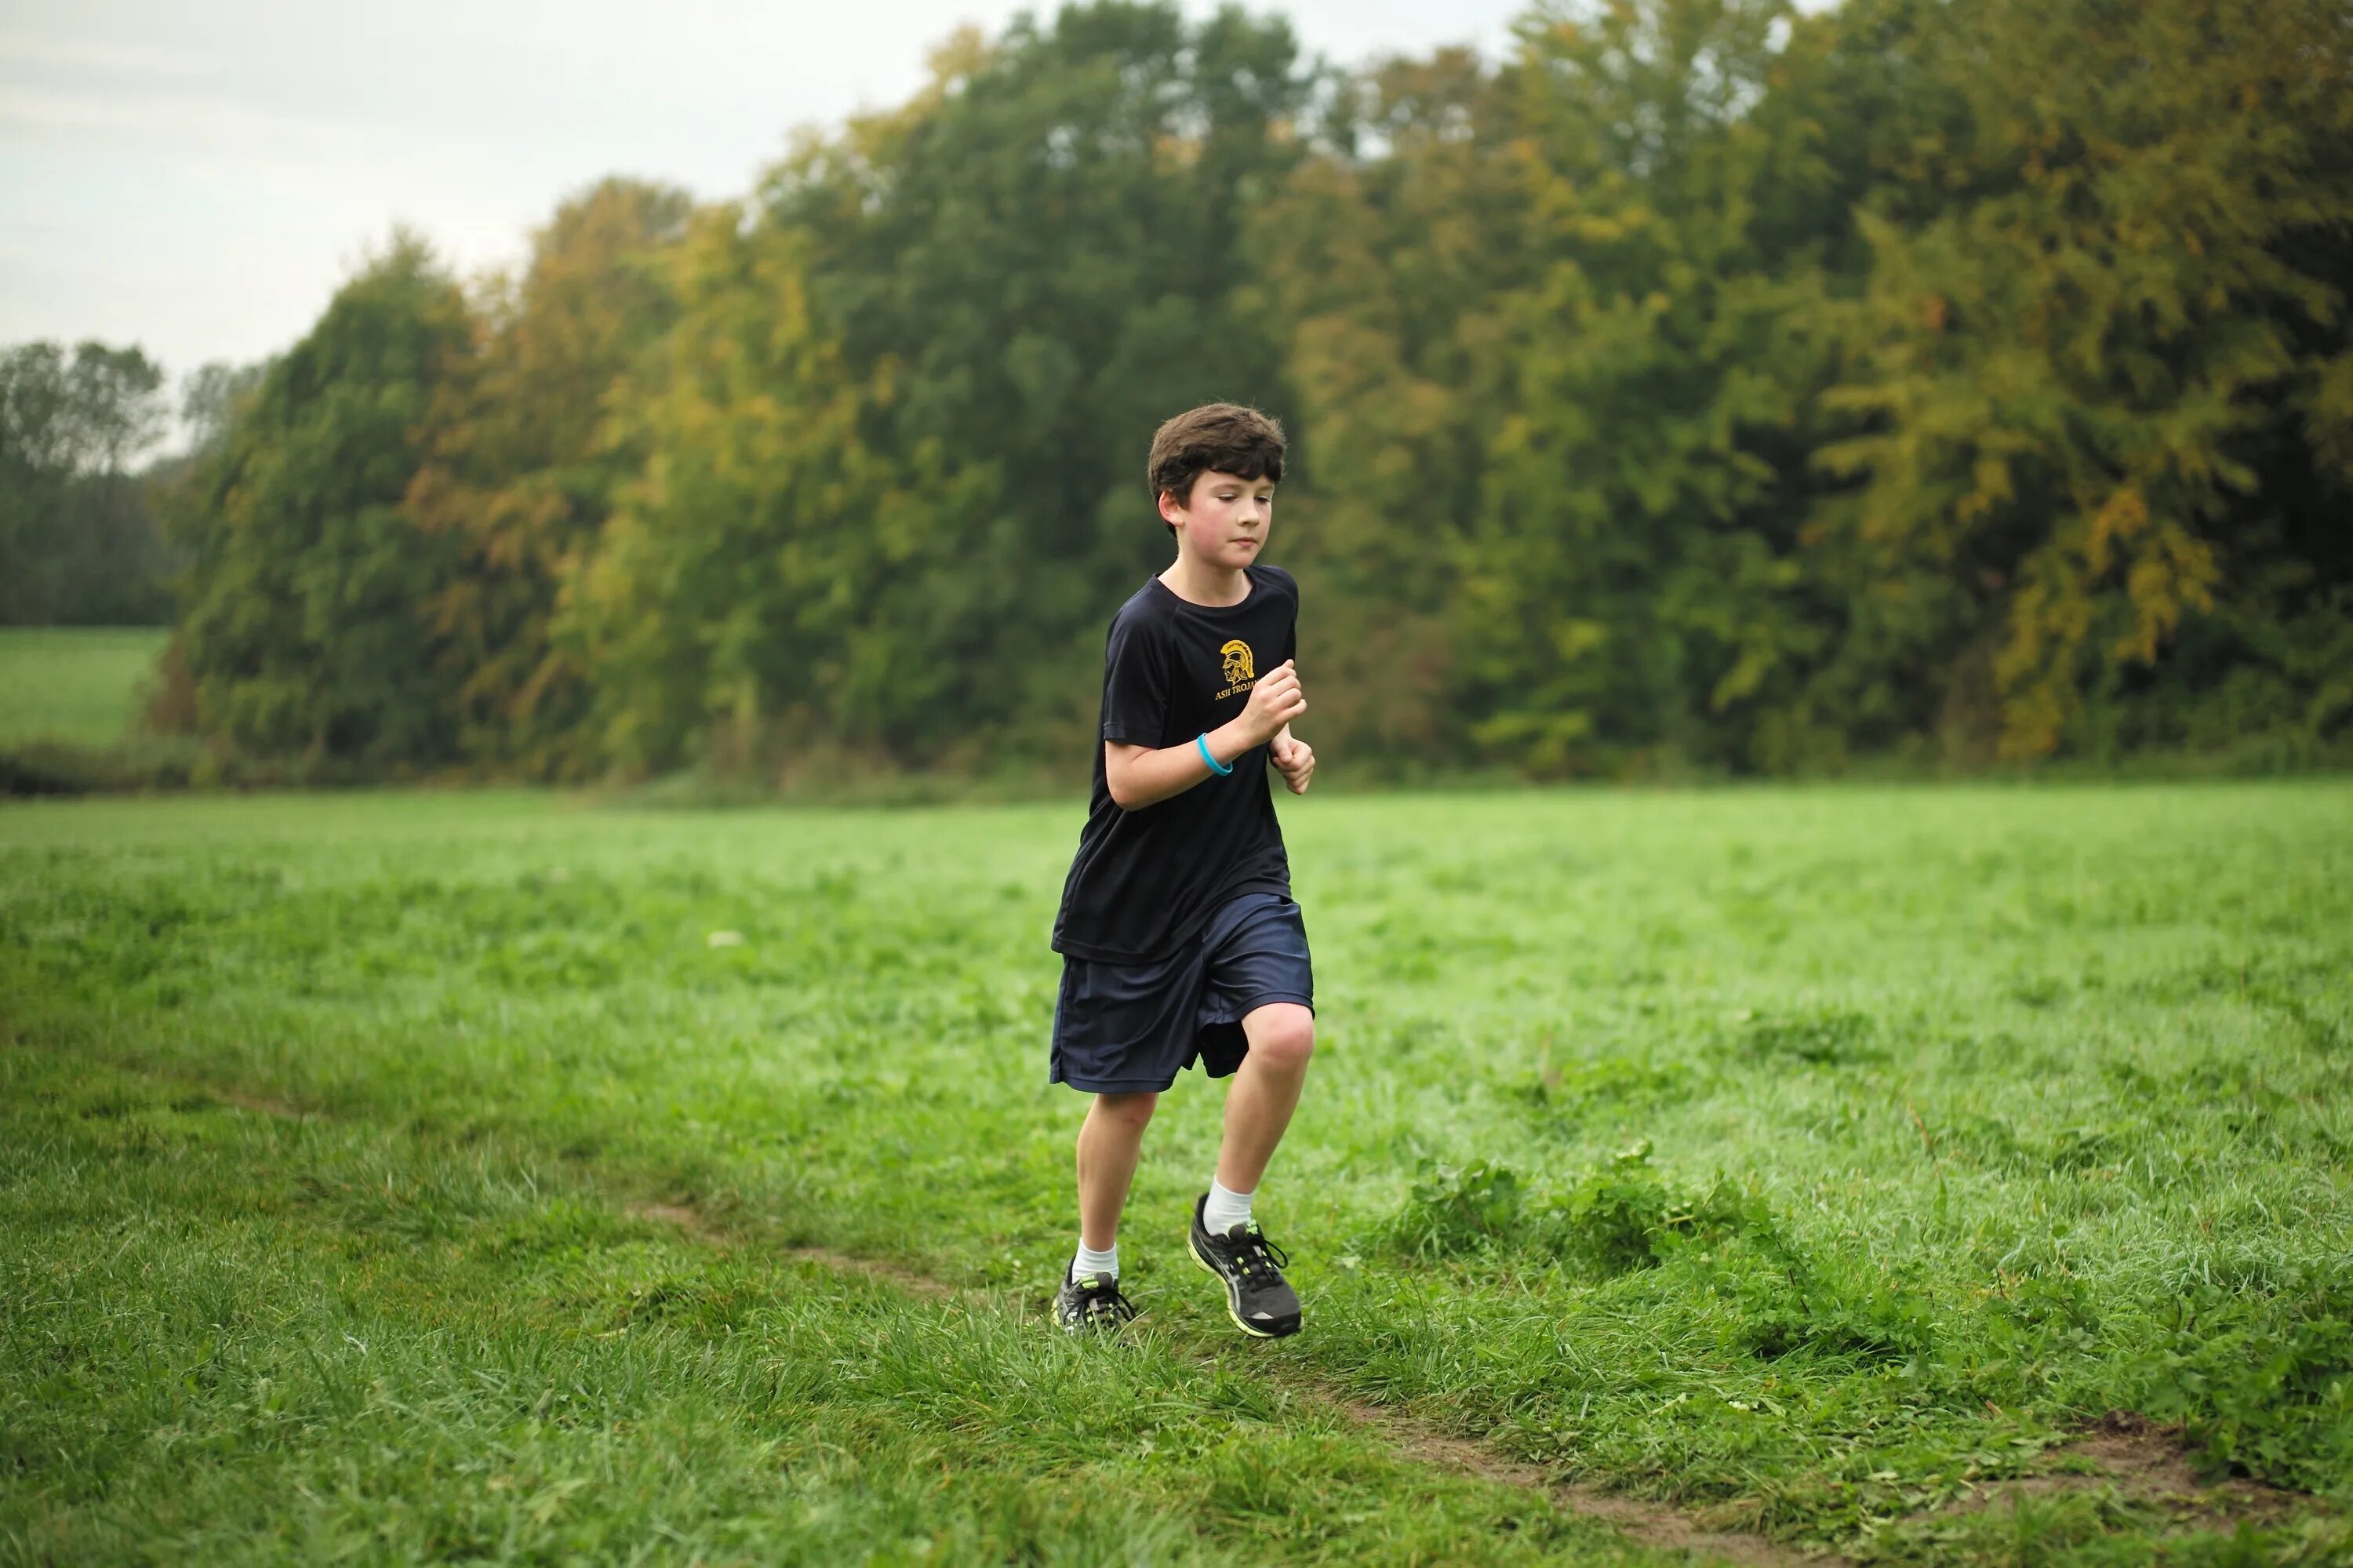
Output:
top-left (1160, 468), bottom-right (1276, 571)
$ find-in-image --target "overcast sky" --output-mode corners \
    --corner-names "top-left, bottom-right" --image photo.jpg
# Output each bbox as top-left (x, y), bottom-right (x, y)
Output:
top-left (2, 0), bottom-right (1537, 387)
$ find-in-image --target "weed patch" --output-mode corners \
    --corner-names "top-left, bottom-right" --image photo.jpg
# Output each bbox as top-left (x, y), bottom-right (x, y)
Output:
top-left (2133, 1267), bottom-right (2353, 1495)
top-left (1382, 1144), bottom-right (1769, 1279)
top-left (1732, 1007), bottom-right (1887, 1067)
top-left (1711, 1245), bottom-right (1940, 1369)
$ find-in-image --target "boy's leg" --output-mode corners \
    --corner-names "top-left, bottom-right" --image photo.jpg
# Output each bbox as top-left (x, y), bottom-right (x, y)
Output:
top-left (1077, 1090), bottom-right (1158, 1253)
top-left (1189, 1002), bottom-right (1312, 1337)
top-left (1214, 1002), bottom-right (1315, 1195)
top-left (1060, 1090), bottom-right (1155, 1332)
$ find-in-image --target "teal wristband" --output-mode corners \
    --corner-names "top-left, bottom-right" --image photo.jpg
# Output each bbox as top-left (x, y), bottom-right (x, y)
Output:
top-left (1195, 733), bottom-right (1233, 776)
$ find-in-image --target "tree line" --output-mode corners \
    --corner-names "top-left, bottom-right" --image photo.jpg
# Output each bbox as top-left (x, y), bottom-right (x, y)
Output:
top-left (51, 0), bottom-right (2353, 779)
top-left (3, 344), bottom-right (164, 625)
top-left (1, 342), bottom-right (260, 628)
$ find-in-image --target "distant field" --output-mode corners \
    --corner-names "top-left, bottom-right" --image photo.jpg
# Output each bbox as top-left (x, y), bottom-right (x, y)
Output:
top-left (2, 784), bottom-right (2348, 1563)
top-left (0, 626), bottom-right (166, 747)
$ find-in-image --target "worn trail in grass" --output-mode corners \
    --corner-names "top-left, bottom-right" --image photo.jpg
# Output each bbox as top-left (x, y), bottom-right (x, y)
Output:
top-left (4, 783), bottom-right (2350, 1564)
top-left (2, 1050), bottom-right (1669, 1566)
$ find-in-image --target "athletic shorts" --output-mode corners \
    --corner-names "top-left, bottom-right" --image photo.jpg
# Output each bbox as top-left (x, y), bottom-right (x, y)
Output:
top-left (1049, 891), bottom-right (1315, 1094)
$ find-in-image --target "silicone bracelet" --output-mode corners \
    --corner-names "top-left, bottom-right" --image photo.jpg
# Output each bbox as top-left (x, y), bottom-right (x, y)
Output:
top-left (1195, 733), bottom-right (1234, 776)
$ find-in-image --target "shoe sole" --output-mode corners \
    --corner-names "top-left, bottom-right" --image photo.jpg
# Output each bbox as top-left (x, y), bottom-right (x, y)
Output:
top-left (1187, 1229), bottom-right (1300, 1339)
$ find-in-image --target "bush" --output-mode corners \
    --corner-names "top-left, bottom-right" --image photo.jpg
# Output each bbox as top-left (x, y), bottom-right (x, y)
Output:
top-left (1387, 1159), bottom-right (1526, 1257)
top-left (1533, 1144), bottom-right (1757, 1275)
top-left (0, 737), bottom-right (196, 795)
top-left (1382, 1144), bottom-right (1764, 1277)
top-left (0, 736), bottom-right (294, 795)
top-left (1724, 1251), bottom-right (1939, 1367)
top-left (2131, 1265), bottom-right (2353, 1493)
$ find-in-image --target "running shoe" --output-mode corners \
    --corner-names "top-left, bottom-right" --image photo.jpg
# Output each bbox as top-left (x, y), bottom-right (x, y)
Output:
top-left (1055, 1266), bottom-right (1138, 1334)
top-left (1187, 1194), bottom-right (1301, 1338)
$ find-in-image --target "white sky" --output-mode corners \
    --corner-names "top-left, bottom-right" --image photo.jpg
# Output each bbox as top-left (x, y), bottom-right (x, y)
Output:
top-left (1, 1), bottom-right (1534, 384)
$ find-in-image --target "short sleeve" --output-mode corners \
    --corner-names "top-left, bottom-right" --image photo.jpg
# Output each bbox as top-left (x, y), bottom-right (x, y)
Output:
top-left (1100, 610), bottom-right (1169, 745)
top-left (1281, 572), bottom-right (1299, 667)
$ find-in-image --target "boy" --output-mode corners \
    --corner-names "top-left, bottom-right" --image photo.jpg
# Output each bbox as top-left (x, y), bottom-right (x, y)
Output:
top-left (1048, 403), bottom-right (1318, 1338)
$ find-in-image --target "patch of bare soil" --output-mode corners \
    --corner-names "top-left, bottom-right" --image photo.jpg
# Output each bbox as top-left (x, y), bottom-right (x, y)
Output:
top-left (130, 1064), bottom-right (311, 1122)
top-left (630, 1201), bottom-right (713, 1238)
top-left (1329, 1396), bottom-right (1841, 1568)
top-left (212, 1087), bottom-right (311, 1120)
top-left (626, 1199), bottom-right (956, 1301)
top-left (1937, 1412), bottom-right (2300, 1530)
top-left (788, 1242), bottom-right (958, 1301)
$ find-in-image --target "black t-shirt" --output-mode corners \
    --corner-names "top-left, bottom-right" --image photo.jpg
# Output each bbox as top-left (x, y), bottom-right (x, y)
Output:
top-left (1051, 565), bottom-right (1300, 962)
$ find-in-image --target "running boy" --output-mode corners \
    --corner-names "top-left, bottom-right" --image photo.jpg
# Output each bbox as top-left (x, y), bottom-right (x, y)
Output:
top-left (1049, 403), bottom-right (1318, 1338)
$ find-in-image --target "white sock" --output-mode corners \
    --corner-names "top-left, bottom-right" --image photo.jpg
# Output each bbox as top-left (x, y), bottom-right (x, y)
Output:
top-left (1203, 1177), bottom-right (1255, 1235)
top-left (1071, 1240), bottom-right (1118, 1282)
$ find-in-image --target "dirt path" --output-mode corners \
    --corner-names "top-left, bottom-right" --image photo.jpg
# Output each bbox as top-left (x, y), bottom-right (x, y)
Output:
top-left (192, 1079), bottom-right (2310, 1566)
top-left (626, 1197), bottom-right (2326, 1565)
top-left (1924, 1410), bottom-right (2303, 1527)
top-left (624, 1197), bottom-right (1841, 1567)
top-left (1322, 1392), bottom-right (1827, 1568)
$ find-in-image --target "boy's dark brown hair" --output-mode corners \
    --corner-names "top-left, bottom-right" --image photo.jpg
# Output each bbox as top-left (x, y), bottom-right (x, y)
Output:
top-left (1147, 404), bottom-right (1286, 533)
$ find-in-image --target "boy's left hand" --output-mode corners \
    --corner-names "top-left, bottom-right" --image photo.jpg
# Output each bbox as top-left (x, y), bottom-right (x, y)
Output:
top-left (1271, 732), bottom-right (1315, 795)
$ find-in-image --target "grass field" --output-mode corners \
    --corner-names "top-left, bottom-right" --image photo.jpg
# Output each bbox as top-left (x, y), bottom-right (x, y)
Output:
top-left (0, 627), bottom-right (167, 748)
top-left (3, 783), bottom-right (2349, 1565)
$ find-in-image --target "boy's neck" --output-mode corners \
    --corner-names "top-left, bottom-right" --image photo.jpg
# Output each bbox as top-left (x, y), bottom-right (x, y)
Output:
top-left (1158, 548), bottom-right (1250, 608)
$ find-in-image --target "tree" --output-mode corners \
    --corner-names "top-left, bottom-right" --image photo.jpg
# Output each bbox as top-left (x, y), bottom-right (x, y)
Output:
top-left (137, 0), bottom-right (2353, 779)
top-left (1242, 47), bottom-right (1538, 763)
top-left (169, 234), bottom-right (472, 769)
top-left (178, 360), bottom-right (271, 459)
top-left (0, 339), bottom-right (173, 624)
top-left (766, 2), bottom-right (1321, 760)
top-left (569, 206), bottom-right (993, 777)
top-left (1810, 0), bottom-right (2353, 759)
top-left (405, 177), bottom-right (694, 777)
top-left (1447, 0), bottom-right (1842, 774)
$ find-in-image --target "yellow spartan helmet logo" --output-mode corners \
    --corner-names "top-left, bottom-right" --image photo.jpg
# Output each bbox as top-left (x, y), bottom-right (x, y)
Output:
top-left (1220, 640), bottom-right (1256, 686)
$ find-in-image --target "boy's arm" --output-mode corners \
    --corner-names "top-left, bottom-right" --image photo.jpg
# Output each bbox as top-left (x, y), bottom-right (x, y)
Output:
top-left (1105, 660), bottom-right (1304, 811)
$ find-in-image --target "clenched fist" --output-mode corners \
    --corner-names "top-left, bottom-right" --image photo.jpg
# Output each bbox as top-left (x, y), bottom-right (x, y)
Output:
top-left (1271, 731), bottom-right (1315, 795)
top-left (1241, 659), bottom-right (1306, 748)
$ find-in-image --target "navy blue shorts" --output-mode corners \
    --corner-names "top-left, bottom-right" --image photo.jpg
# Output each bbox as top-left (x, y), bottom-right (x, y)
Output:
top-left (1050, 892), bottom-right (1315, 1094)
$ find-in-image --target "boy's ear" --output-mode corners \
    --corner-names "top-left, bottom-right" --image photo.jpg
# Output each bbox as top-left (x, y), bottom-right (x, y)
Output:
top-left (1156, 487), bottom-right (1186, 526)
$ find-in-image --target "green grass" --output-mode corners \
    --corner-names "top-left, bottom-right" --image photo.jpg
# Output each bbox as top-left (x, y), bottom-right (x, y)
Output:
top-left (4, 782), bottom-right (2349, 1565)
top-left (0, 626), bottom-right (167, 747)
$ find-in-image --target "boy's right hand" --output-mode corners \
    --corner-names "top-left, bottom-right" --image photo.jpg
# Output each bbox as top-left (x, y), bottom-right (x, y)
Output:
top-left (1241, 660), bottom-right (1306, 746)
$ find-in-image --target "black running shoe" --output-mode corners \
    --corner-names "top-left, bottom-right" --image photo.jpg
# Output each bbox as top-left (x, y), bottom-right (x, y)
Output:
top-left (1187, 1194), bottom-right (1301, 1338)
top-left (1054, 1267), bottom-right (1137, 1334)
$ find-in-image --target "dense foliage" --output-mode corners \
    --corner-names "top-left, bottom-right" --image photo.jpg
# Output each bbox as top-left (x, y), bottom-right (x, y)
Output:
top-left (140, 0), bottom-right (2350, 779)
top-left (168, 235), bottom-right (475, 767)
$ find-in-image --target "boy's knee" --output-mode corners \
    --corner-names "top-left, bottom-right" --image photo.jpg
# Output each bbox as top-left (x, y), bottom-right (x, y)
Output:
top-left (1093, 1090), bottom-right (1158, 1133)
top-left (1246, 1005), bottom-right (1315, 1071)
